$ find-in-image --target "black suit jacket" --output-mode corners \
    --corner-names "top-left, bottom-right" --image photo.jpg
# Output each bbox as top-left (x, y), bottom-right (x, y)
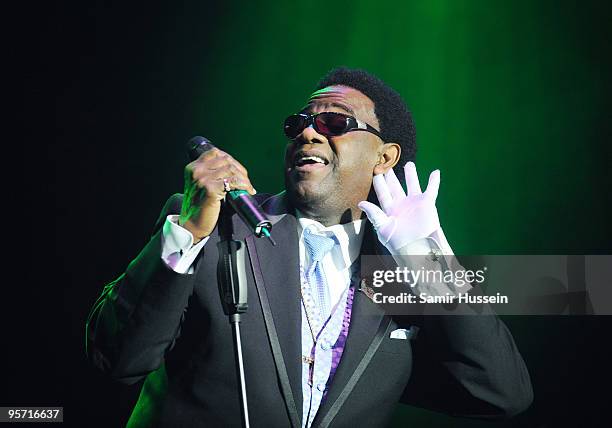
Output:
top-left (87, 192), bottom-right (533, 427)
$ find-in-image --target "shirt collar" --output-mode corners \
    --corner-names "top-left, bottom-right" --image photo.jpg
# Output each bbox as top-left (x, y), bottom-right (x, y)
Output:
top-left (296, 210), bottom-right (365, 270)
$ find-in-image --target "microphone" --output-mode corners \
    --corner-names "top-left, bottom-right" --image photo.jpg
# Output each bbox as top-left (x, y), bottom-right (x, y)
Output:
top-left (187, 136), bottom-right (275, 245)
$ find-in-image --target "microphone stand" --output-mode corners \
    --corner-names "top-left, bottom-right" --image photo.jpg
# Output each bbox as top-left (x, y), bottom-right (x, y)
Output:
top-left (216, 200), bottom-right (250, 428)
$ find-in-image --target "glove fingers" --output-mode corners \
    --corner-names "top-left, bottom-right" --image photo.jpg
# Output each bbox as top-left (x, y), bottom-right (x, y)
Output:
top-left (358, 201), bottom-right (388, 229)
top-left (404, 162), bottom-right (422, 195)
top-left (384, 168), bottom-right (406, 200)
top-left (372, 174), bottom-right (393, 212)
top-left (424, 169), bottom-right (440, 200)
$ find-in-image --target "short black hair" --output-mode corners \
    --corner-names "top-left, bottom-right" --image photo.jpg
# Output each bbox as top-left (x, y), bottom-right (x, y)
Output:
top-left (316, 67), bottom-right (417, 183)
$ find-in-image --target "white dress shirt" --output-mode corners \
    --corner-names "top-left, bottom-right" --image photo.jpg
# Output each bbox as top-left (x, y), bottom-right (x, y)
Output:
top-left (160, 213), bottom-right (366, 284)
top-left (160, 213), bottom-right (465, 296)
top-left (295, 213), bottom-right (364, 309)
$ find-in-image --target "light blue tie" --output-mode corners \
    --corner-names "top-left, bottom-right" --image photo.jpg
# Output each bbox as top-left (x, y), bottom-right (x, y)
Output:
top-left (303, 227), bottom-right (336, 320)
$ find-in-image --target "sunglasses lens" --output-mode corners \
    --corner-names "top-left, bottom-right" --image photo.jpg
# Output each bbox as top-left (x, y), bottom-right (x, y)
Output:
top-left (284, 112), bottom-right (351, 139)
top-left (315, 113), bottom-right (348, 136)
top-left (284, 115), bottom-right (306, 139)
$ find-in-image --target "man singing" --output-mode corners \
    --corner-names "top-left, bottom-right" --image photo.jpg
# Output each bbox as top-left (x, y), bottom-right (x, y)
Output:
top-left (87, 67), bottom-right (533, 427)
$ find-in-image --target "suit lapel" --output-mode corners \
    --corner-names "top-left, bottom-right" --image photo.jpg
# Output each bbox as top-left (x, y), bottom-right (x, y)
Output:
top-left (245, 193), bottom-right (302, 427)
top-left (311, 224), bottom-right (390, 427)
top-left (245, 193), bottom-right (391, 427)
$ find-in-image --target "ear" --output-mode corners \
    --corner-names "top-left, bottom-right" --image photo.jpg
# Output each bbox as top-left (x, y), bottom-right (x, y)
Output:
top-left (373, 143), bottom-right (401, 175)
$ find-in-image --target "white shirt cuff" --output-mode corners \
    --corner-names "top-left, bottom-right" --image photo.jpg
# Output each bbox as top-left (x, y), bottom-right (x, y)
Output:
top-left (392, 231), bottom-right (471, 295)
top-left (392, 236), bottom-right (440, 257)
top-left (161, 215), bottom-right (209, 274)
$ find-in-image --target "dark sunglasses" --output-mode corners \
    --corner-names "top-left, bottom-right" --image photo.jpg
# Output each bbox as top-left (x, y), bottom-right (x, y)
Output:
top-left (283, 112), bottom-right (383, 140)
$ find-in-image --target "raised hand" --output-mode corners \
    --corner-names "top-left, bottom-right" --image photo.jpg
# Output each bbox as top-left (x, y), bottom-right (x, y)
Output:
top-left (358, 162), bottom-right (441, 252)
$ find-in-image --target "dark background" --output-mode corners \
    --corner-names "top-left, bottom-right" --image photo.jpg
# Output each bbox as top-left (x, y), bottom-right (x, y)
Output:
top-left (9, 0), bottom-right (612, 426)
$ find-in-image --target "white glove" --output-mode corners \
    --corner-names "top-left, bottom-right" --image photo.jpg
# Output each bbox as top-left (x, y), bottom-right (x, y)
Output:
top-left (358, 162), bottom-right (442, 253)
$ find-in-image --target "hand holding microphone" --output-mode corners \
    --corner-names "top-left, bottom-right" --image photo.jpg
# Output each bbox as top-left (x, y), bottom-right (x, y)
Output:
top-left (182, 136), bottom-right (274, 244)
top-left (180, 137), bottom-right (257, 242)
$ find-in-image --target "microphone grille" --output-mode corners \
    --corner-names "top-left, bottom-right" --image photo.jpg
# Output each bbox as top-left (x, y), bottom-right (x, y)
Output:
top-left (187, 136), bottom-right (215, 161)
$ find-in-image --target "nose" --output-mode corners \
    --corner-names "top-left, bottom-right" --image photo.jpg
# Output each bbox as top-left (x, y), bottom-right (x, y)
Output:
top-left (297, 124), bottom-right (328, 145)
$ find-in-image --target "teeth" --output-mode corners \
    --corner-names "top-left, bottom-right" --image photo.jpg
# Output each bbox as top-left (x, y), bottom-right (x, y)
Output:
top-left (298, 156), bottom-right (326, 164)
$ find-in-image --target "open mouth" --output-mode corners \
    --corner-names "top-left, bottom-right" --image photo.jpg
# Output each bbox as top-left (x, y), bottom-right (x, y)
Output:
top-left (295, 155), bottom-right (328, 167)
top-left (292, 151), bottom-right (330, 171)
